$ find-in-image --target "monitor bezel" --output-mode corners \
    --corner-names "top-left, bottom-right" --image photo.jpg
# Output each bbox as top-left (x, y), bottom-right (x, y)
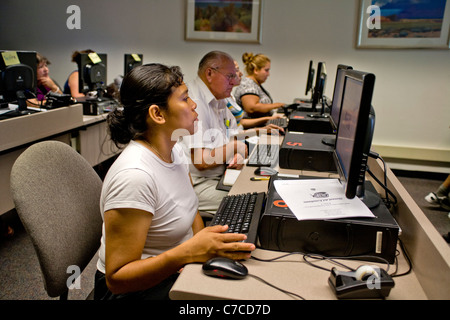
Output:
top-left (329, 64), bottom-right (353, 132)
top-left (311, 62), bottom-right (326, 111)
top-left (77, 52), bottom-right (107, 94)
top-left (332, 69), bottom-right (375, 200)
top-left (124, 53), bottom-right (143, 76)
top-left (0, 50), bottom-right (37, 103)
top-left (305, 60), bottom-right (315, 97)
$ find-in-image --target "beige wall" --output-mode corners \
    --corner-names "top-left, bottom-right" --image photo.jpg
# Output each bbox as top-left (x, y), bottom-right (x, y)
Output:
top-left (1, 0), bottom-right (449, 170)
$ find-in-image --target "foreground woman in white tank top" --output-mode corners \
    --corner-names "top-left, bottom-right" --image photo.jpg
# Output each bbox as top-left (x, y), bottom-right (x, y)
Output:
top-left (94, 63), bottom-right (255, 300)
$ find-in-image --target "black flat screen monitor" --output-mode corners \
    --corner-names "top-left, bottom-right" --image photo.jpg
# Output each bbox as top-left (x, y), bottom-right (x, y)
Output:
top-left (321, 64), bottom-right (353, 147)
top-left (330, 64), bottom-right (353, 131)
top-left (305, 60), bottom-right (315, 98)
top-left (0, 50), bottom-right (37, 115)
top-left (77, 52), bottom-right (107, 95)
top-left (333, 70), bottom-right (378, 208)
top-left (124, 54), bottom-right (143, 76)
top-left (311, 62), bottom-right (327, 112)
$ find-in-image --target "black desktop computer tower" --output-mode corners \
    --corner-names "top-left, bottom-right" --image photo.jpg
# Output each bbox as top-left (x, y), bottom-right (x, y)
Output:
top-left (287, 110), bottom-right (334, 134)
top-left (279, 132), bottom-right (336, 172)
top-left (79, 97), bottom-right (118, 115)
top-left (257, 175), bottom-right (400, 264)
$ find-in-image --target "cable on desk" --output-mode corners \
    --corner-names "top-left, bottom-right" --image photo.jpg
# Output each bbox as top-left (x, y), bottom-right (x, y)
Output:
top-left (253, 245), bottom-right (414, 280)
top-left (390, 239), bottom-right (412, 278)
top-left (251, 252), bottom-right (300, 263)
top-left (250, 249), bottom-right (415, 297)
top-left (252, 251), bottom-right (392, 274)
top-left (367, 151), bottom-right (398, 209)
top-left (303, 252), bottom-right (391, 274)
top-left (248, 274), bottom-right (305, 300)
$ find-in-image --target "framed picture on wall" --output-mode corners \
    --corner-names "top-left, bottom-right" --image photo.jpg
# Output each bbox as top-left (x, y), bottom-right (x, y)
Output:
top-left (357, 0), bottom-right (450, 49)
top-left (185, 0), bottom-right (263, 43)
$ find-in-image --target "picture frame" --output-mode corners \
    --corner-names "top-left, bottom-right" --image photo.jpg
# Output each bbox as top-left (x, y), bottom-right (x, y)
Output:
top-left (357, 0), bottom-right (450, 49)
top-left (185, 0), bottom-right (263, 43)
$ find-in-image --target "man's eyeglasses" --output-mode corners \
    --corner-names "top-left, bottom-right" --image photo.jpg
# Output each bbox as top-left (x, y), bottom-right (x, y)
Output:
top-left (211, 67), bottom-right (238, 82)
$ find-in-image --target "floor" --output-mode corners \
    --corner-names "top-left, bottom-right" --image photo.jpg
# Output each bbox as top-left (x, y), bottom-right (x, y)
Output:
top-left (393, 170), bottom-right (449, 238)
top-left (0, 170), bottom-right (448, 300)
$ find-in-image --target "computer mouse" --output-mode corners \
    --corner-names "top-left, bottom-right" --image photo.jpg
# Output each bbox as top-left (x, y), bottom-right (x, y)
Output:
top-left (254, 167), bottom-right (277, 176)
top-left (202, 257), bottom-right (248, 280)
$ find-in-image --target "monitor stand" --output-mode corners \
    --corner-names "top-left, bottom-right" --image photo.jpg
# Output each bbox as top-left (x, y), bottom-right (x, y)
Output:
top-left (308, 98), bottom-right (328, 119)
top-left (357, 185), bottom-right (380, 209)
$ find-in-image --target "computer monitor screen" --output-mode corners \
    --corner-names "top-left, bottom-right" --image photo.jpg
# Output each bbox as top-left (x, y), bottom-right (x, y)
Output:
top-left (0, 50), bottom-right (37, 113)
top-left (77, 52), bottom-right (107, 94)
top-left (330, 65), bottom-right (353, 131)
top-left (124, 54), bottom-right (143, 76)
top-left (321, 65), bottom-right (353, 147)
top-left (305, 60), bottom-right (315, 97)
top-left (333, 70), bottom-right (376, 204)
top-left (311, 62), bottom-right (327, 112)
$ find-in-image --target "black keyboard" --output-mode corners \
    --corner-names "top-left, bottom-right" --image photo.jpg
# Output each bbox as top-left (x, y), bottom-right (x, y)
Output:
top-left (211, 192), bottom-right (266, 244)
top-left (266, 117), bottom-right (288, 128)
top-left (247, 143), bottom-right (280, 167)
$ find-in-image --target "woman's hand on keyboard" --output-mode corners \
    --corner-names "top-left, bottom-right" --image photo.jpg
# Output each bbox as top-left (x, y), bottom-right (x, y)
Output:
top-left (179, 225), bottom-right (255, 263)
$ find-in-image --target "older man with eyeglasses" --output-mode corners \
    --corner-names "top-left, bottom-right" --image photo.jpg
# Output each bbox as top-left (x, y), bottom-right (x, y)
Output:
top-left (180, 51), bottom-right (248, 216)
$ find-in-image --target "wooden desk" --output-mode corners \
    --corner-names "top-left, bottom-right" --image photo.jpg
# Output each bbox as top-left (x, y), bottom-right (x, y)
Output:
top-left (0, 105), bottom-right (120, 215)
top-left (79, 113), bottom-right (119, 167)
top-left (170, 158), bottom-right (450, 300)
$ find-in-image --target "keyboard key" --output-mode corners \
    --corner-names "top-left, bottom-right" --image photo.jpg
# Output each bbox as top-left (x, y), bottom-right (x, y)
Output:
top-left (211, 192), bottom-right (266, 244)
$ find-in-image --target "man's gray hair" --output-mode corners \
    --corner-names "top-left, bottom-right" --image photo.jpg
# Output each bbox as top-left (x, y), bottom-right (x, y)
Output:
top-left (198, 51), bottom-right (234, 75)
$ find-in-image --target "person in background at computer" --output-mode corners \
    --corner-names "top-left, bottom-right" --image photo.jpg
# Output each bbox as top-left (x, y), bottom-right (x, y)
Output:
top-left (27, 53), bottom-right (62, 106)
top-left (94, 63), bottom-right (255, 300)
top-left (233, 52), bottom-right (286, 118)
top-left (180, 51), bottom-right (248, 215)
top-left (63, 49), bottom-right (94, 98)
top-left (227, 60), bottom-right (284, 135)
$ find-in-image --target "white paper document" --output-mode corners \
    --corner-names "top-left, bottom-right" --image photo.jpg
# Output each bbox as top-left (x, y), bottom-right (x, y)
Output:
top-left (273, 178), bottom-right (375, 221)
top-left (0, 104), bottom-right (18, 115)
top-left (223, 169), bottom-right (241, 186)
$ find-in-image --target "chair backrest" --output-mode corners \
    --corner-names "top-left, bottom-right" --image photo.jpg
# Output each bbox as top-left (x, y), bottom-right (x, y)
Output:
top-left (10, 140), bottom-right (103, 298)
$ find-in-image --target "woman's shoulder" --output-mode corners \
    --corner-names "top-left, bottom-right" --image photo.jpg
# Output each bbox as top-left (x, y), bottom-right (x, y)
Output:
top-left (235, 77), bottom-right (259, 96)
top-left (68, 70), bottom-right (78, 78)
top-left (240, 76), bottom-right (254, 86)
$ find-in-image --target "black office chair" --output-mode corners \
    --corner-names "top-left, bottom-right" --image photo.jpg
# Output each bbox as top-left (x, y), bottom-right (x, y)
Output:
top-left (10, 141), bottom-right (103, 299)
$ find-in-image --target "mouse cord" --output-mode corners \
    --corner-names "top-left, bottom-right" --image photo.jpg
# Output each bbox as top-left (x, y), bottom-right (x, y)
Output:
top-left (247, 274), bottom-right (305, 300)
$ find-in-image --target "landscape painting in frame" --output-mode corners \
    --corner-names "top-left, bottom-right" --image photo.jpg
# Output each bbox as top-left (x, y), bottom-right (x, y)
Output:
top-left (185, 0), bottom-right (263, 43)
top-left (357, 0), bottom-right (450, 48)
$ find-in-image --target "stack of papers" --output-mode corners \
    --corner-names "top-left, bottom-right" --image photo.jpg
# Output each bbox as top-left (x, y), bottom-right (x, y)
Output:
top-left (273, 178), bottom-right (375, 221)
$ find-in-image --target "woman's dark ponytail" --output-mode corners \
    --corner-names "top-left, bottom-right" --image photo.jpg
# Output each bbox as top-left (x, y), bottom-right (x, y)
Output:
top-left (107, 63), bottom-right (183, 148)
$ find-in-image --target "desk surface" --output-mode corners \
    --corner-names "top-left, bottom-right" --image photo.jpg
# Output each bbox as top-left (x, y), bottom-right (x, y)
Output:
top-left (0, 104), bottom-right (84, 153)
top-left (170, 160), bottom-right (442, 300)
top-left (171, 249), bottom-right (426, 300)
top-left (0, 105), bottom-right (117, 215)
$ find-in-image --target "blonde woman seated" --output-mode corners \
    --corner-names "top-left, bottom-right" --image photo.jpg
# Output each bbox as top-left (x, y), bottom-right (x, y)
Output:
top-left (234, 52), bottom-right (286, 119)
top-left (227, 60), bottom-right (284, 136)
